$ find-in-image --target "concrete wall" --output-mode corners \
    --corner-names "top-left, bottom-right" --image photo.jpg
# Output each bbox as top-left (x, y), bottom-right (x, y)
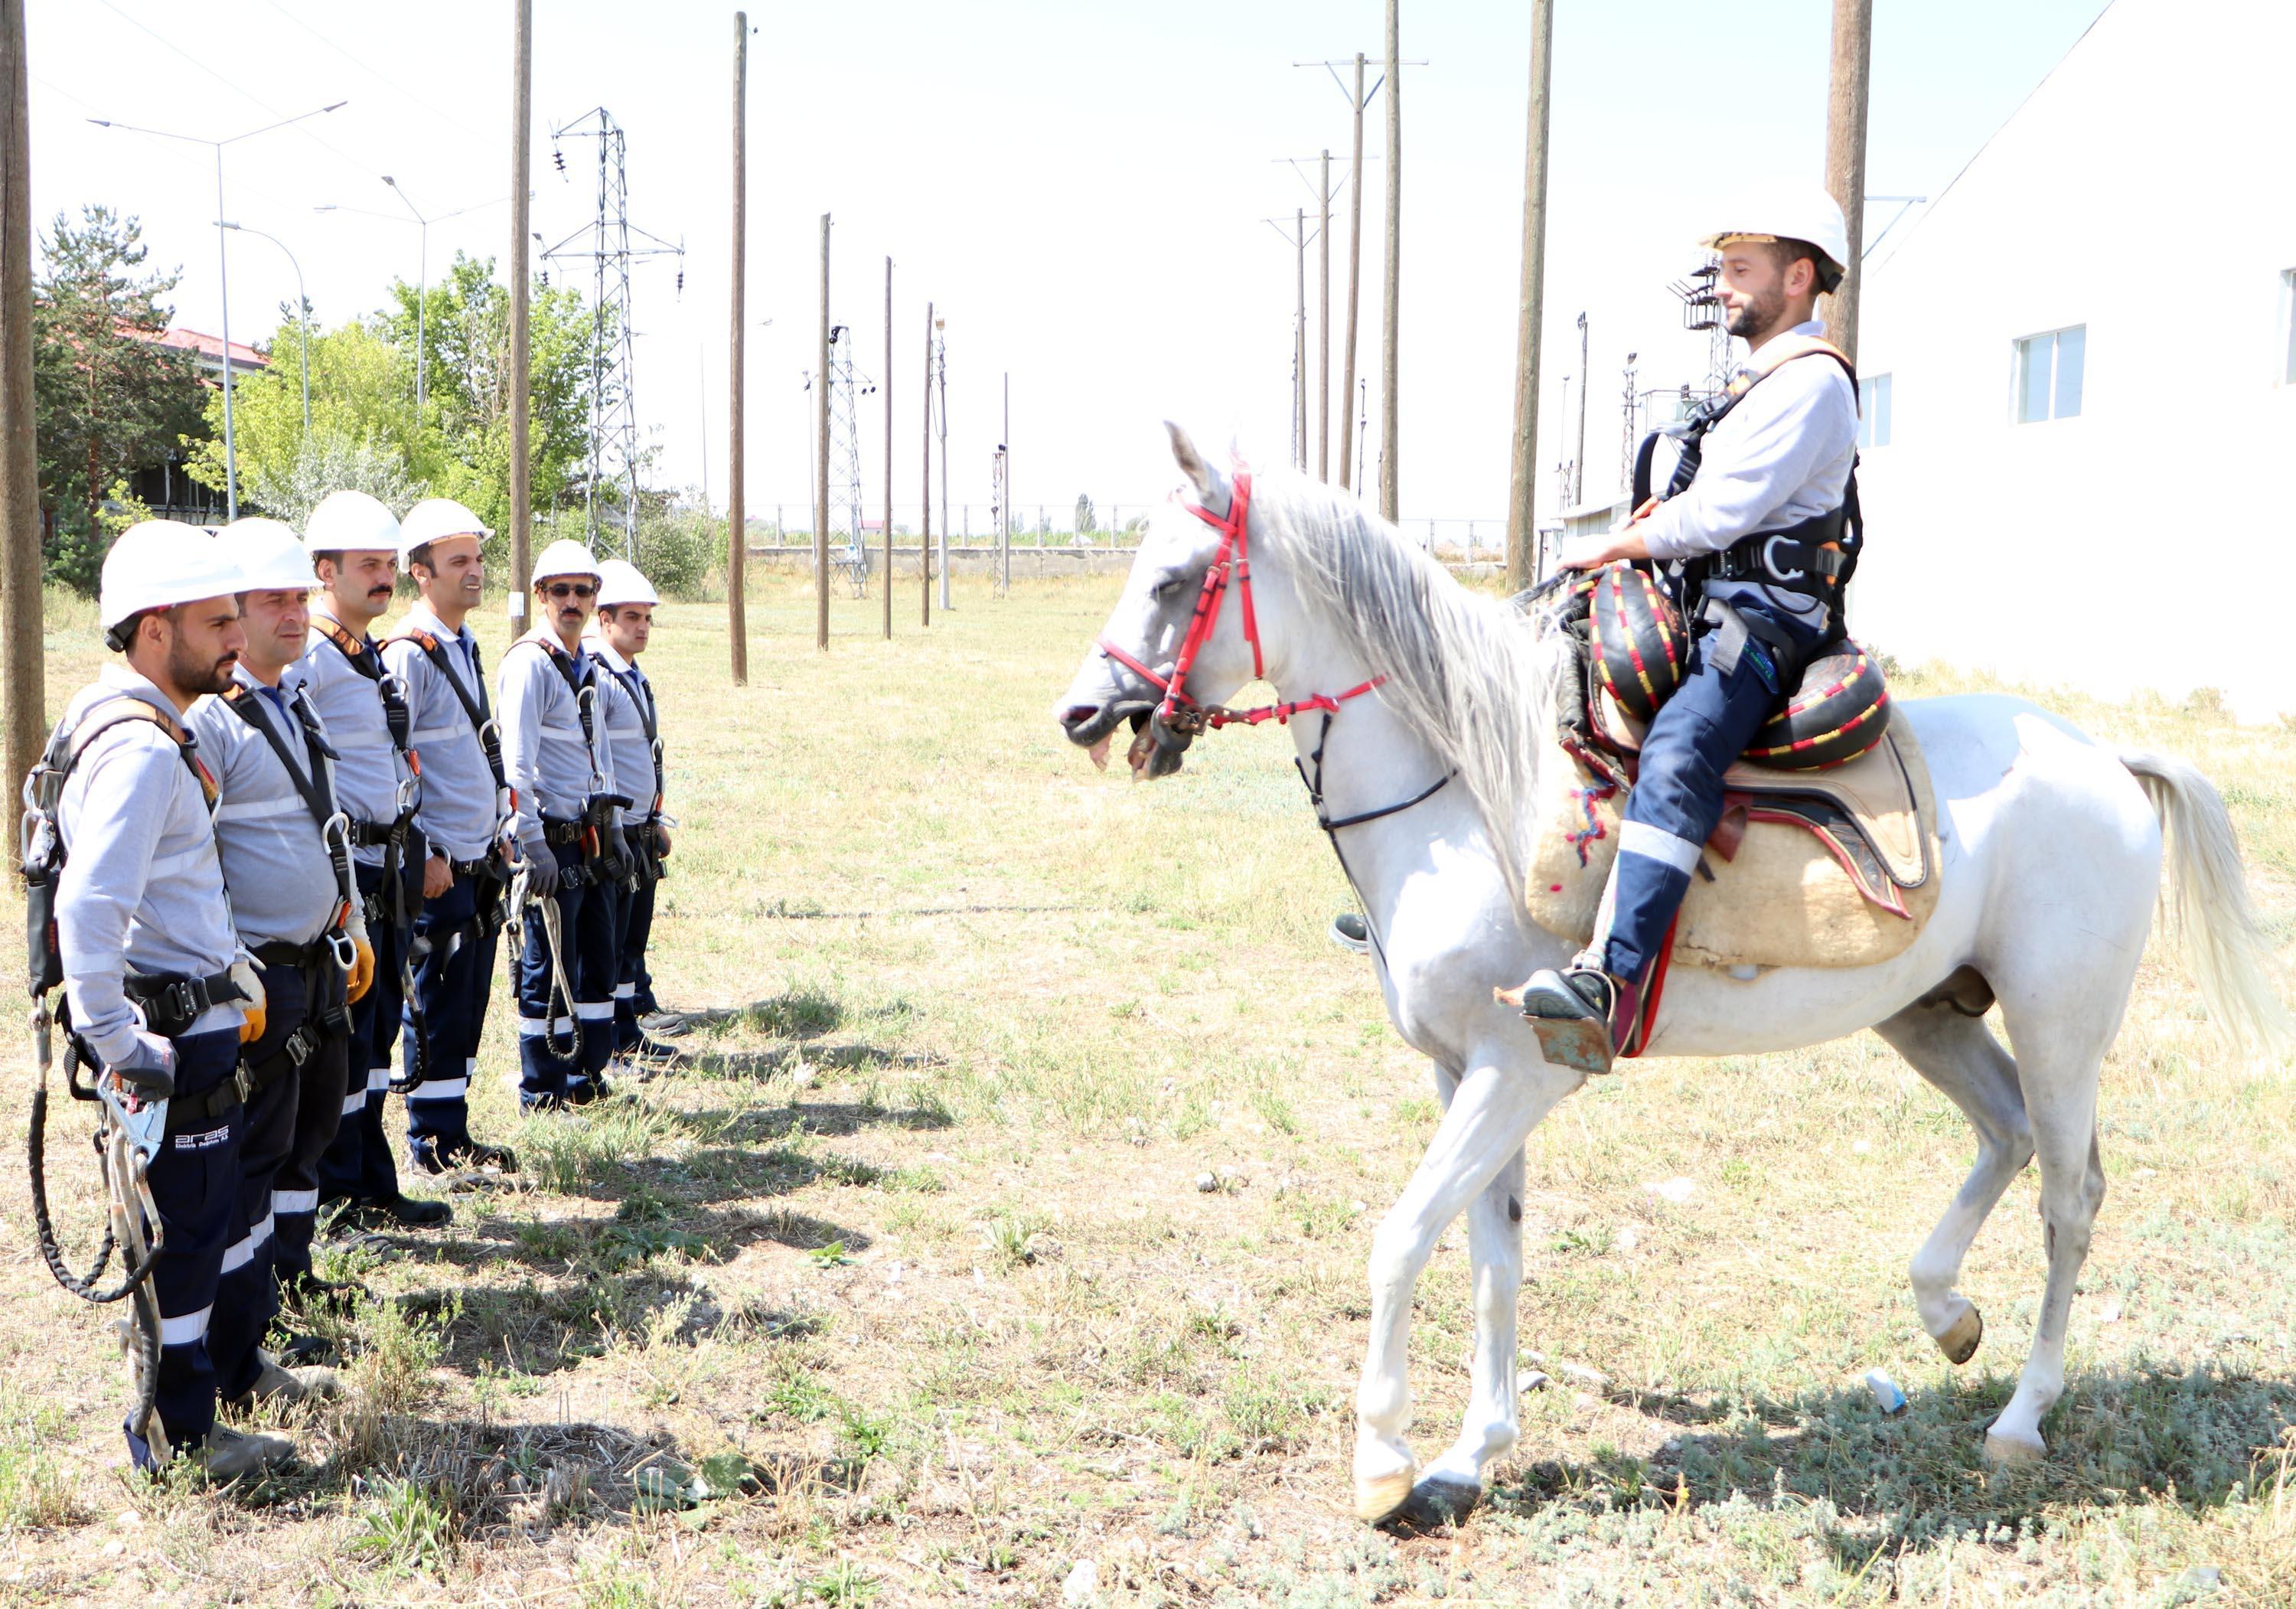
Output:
top-left (1854, 0), bottom-right (2296, 720)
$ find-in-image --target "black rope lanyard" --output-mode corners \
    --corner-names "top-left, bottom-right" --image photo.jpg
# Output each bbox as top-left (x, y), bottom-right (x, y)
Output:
top-left (1293, 710), bottom-right (1454, 972)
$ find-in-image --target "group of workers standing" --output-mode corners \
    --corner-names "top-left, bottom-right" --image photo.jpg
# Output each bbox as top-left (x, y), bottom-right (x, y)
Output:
top-left (34, 494), bottom-right (680, 1477)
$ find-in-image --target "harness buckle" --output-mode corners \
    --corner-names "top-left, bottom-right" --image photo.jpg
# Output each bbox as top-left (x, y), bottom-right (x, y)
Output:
top-left (1761, 535), bottom-right (1806, 583)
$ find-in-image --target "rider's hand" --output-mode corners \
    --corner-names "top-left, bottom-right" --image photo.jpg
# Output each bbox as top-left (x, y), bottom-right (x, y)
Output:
top-left (109, 1031), bottom-right (178, 1100)
top-left (422, 852), bottom-right (452, 900)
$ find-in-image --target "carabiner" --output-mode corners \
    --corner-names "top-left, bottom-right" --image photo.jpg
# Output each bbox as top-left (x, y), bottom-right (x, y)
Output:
top-left (325, 928), bottom-right (358, 973)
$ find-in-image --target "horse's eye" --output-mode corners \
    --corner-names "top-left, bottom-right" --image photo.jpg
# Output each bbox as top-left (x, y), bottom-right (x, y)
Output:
top-left (1150, 578), bottom-right (1180, 604)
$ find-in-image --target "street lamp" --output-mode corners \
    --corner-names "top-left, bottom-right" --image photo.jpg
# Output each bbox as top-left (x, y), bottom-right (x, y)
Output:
top-left (89, 101), bottom-right (347, 521)
top-left (217, 222), bottom-right (309, 434)
top-left (315, 188), bottom-right (506, 415)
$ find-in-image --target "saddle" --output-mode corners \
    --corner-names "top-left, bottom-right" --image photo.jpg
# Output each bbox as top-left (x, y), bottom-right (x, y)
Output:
top-left (1525, 638), bottom-right (1941, 974)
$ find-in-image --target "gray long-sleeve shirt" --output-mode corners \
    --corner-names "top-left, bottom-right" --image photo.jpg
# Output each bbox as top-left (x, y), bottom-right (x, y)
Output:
top-left (585, 637), bottom-right (660, 819)
top-left (381, 604), bottom-right (501, 862)
top-left (187, 666), bottom-right (344, 950)
top-left (286, 617), bottom-right (415, 868)
top-left (57, 667), bottom-right (246, 1064)
top-left (497, 631), bottom-right (617, 857)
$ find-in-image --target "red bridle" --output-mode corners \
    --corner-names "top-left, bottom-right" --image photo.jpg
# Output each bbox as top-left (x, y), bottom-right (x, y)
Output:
top-left (1095, 471), bottom-right (1384, 733)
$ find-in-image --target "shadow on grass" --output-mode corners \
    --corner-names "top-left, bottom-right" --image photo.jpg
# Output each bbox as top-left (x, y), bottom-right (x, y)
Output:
top-left (1459, 1363), bottom-right (2296, 1564)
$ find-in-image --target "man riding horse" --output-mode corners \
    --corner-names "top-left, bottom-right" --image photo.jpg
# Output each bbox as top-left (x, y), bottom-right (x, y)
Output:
top-left (1516, 188), bottom-right (1861, 1074)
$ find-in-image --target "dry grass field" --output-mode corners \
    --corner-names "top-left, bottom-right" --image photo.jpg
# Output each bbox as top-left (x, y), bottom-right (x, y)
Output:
top-left (1, 570), bottom-right (2294, 1607)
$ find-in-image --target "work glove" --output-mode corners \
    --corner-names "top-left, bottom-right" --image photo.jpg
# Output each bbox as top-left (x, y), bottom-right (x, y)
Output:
top-left (106, 1030), bottom-right (178, 1101)
top-left (344, 909), bottom-right (376, 1005)
top-left (523, 852), bottom-right (561, 901)
top-left (230, 958), bottom-right (269, 1046)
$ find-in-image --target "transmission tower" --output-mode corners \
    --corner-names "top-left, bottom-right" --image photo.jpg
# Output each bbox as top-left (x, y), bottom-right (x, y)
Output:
top-left (542, 108), bottom-right (684, 562)
top-left (826, 324), bottom-right (873, 597)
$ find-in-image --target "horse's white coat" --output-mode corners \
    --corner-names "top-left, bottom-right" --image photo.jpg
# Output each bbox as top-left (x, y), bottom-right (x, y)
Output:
top-left (1055, 431), bottom-right (2285, 1524)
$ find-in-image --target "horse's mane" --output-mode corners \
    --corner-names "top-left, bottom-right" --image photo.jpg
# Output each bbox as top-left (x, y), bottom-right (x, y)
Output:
top-left (1251, 471), bottom-right (1564, 909)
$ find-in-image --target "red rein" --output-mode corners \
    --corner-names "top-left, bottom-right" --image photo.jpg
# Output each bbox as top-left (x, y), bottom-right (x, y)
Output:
top-left (1096, 472), bottom-right (1384, 732)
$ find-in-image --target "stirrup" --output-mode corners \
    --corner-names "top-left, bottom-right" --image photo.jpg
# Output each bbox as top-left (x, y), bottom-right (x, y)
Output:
top-left (1499, 966), bottom-right (1622, 1076)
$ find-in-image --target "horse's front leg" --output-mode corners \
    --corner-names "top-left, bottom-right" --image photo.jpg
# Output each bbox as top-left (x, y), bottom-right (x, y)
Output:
top-left (1355, 1046), bottom-right (1574, 1525)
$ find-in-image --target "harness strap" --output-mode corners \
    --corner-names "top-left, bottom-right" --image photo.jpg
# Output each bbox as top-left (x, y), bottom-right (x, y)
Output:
top-left (382, 626), bottom-right (511, 796)
top-left (44, 699), bottom-right (219, 811)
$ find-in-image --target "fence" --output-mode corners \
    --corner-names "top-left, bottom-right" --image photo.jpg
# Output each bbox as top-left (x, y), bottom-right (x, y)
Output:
top-left (743, 502), bottom-right (1512, 563)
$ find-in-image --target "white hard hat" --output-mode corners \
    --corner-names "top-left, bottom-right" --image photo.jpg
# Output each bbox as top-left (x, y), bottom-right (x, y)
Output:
top-left (1699, 188), bottom-right (1850, 290)
top-left (532, 538), bottom-right (601, 584)
top-left (99, 521), bottom-right (246, 647)
top-left (397, 497), bottom-right (491, 561)
top-left (304, 489), bottom-right (400, 556)
top-left (219, 517), bottom-right (318, 592)
top-left (594, 558), bottom-right (659, 609)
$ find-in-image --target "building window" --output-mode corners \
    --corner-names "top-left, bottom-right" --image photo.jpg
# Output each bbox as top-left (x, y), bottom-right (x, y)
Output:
top-left (2014, 325), bottom-right (2085, 422)
top-left (2282, 269), bottom-right (2295, 384)
top-left (1857, 374), bottom-right (1892, 449)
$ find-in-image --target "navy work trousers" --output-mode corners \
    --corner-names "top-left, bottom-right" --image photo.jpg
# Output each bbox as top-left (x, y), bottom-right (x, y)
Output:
top-left (318, 860), bottom-right (408, 1205)
top-left (516, 842), bottom-right (617, 1106)
top-left (611, 870), bottom-right (660, 1052)
top-left (400, 870), bottom-right (501, 1154)
top-left (270, 961), bottom-right (351, 1290)
top-left (132, 1027), bottom-right (243, 1467)
top-left (1602, 600), bottom-right (1826, 981)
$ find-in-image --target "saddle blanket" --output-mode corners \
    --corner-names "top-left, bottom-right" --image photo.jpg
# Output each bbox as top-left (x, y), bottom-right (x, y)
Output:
top-left (1526, 723), bottom-right (1941, 973)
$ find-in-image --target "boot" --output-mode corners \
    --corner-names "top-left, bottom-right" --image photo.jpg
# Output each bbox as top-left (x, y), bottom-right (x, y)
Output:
top-left (638, 1010), bottom-right (690, 1039)
top-left (1502, 966), bottom-right (1642, 1077)
top-left (233, 1350), bottom-right (343, 1409)
top-left (413, 1137), bottom-right (520, 1176)
top-left (197, 1425), bottom-right (295, 1480)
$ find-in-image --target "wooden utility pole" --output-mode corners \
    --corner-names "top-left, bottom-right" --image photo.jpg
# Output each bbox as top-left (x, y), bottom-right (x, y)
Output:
top-left (1379, 0), bottom-right (1401, 524)
top-left (999, 373), bottom-right (1010, 596)
top-left (507, 0), bottom-right (533, 631)
top-left (0, 0), bottom-right (39, 789)
top-left (1820, 0), bottom-right (1872, 363)
top-left (1504, 0), bottom-right (1554, 592)
top-left (815, 214), bottom-right (830, 651)
top-left (881, 254), bottom-right (892, 640)
top-left (1316, 148), bottom-right (1332, 481)
top-left (1342, 56), bottom-right (1368, 494)
top-left (726, 11), bottom-right (749, 683)
top-left (920, 300), bottom-right (932, 627)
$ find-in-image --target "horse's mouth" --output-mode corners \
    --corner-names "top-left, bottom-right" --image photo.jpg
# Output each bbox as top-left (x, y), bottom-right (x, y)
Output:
top-left (1060, 700), bottom-right (1189, 779)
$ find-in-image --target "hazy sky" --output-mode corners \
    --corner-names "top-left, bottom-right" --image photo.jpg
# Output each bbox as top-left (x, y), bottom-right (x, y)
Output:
top-left (28, 0), bottom-right (2112, 529)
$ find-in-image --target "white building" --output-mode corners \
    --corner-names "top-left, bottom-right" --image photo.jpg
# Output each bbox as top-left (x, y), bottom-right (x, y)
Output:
top-left (1852, 0), bottom-right (2296, 720)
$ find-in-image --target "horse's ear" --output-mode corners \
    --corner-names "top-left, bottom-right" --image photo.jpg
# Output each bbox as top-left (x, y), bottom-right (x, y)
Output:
top-left (1165, 421), bottom-right (1231, 516)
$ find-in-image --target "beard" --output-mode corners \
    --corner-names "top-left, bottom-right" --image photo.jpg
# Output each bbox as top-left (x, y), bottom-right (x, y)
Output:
top-left (166, 633), bottom-right (237, 696)
top-left (1726, 282), bottom-right (1787, 340)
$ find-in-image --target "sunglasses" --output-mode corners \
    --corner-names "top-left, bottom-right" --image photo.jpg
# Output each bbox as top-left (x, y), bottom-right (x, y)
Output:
top-left (543, 582), bottom-right (596, 601)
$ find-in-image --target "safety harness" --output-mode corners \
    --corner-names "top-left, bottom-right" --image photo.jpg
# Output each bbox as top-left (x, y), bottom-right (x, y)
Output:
top-left (308, 615), bottom-right (432, 1084)
top-left (380, 625), bottom-right (517, 940)
top-left (215, 682), bottom-right (360, 1094)
top-left (1630, 338), bottom-right (1864, 645)
top-left (605, 658), bottom-right (669, 886)
top-left (19, 697), bottom-right (244, 1461)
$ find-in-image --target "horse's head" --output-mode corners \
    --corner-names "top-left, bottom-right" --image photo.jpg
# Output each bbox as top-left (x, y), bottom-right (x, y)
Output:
top-left (1055, 423), bottom-right (1267, 779)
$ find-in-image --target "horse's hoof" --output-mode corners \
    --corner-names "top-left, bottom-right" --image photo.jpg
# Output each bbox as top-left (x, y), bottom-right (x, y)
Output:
top-left (1391, 1474), bottom-right (1482, 1530)
top-left (1932, 1301), bottom-right (1984, 1366)
top-left (1983, 1426), bottom-right (2045, 1467)
top-left (1353, 1465), bottom-right (1417, 1525)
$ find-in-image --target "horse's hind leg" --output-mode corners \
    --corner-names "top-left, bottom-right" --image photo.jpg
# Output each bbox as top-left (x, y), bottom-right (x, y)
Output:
top-left (1874, 983), bottom-right (2033, 1365)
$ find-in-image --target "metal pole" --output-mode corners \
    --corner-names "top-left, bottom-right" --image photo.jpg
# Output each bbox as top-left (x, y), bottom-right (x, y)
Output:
top-left (815, 213), bottom-right (830, 651)
top-left (216, 147), bottom-right (237, 521)
top-left (1504, 0), bottom-right (1554, 592)
top-left (1294, 205), bottom-right (1306, 472)
top-left (1379, 0), bottom-right (1401, 524)
top-left (1317, 148), bottom-right (1331, 481)
top-left (1821, 0), bottom-right (1872, 364)
top-left (1574, 311), bottom-right (1589, 508)
top-left (882, 253), bottom-right (892, 640)
top-left (921, 300), bottom-right (931, 626)
top-left (0, 0), bottom-right (42, 796)
top-left (726, 11), bottom-right (748, 681)
top-left (415, 217), bottom-right (426, 413)
top-left (508, 0), bottom-right (532, 628)
top-left (936, 318), bottom-right (949, 612)
top-left (1000, 371), bottom-right (1009, 596)
top-left (1339, 55), bottom-right (1367, 495)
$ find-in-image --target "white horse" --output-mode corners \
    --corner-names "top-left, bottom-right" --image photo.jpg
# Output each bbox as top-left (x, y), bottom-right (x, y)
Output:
top-left (1055, 425), bottom-right (2287, 1528)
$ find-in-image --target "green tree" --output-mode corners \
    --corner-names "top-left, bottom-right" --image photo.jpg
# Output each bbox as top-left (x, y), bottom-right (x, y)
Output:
top-left (186, 316), bottom-right (425, 517)
top-left (31, 206), bottom-right (207, 576)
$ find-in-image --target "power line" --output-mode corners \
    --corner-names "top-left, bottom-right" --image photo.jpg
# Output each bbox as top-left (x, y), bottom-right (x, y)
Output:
top-left (257, 0), bottom-right (492, 146)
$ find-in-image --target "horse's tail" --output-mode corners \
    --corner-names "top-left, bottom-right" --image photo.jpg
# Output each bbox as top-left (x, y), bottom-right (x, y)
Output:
top-left (2119, 749), bottom-right (2291, 1057)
